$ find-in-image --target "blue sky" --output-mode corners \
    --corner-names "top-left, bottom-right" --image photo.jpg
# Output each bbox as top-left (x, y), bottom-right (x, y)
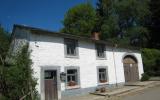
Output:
top-left (0, 0), bottom-right (96, 32)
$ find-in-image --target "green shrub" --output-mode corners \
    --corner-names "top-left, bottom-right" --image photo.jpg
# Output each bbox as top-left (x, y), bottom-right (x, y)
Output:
top-left (0, 95), bottom-right (8, 100)
top-left (141, 73), bottom-right (150, 81)
top-left (141, 48), bottom-right (160, 76)
top-left (3, 45), bottom-right (38, 99)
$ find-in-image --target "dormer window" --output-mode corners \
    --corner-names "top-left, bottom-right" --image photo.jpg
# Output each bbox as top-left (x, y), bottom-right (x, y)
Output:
top-left (64, 38), bottom-right (78, 57)
top-left (96, 43), bottom-right (106, 58)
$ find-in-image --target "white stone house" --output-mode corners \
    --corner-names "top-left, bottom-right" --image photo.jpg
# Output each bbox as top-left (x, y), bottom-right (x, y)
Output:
top-left (10, 24), bottom-right (144, 100)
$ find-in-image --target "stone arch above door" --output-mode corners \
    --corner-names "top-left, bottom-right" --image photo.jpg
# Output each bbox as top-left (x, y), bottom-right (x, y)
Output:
top-left (123, 55), bottom-right (139, 82)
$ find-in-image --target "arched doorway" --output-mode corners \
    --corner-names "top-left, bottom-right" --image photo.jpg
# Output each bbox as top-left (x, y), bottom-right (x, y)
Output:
top-left (123, 55), bottom-right (139, 82)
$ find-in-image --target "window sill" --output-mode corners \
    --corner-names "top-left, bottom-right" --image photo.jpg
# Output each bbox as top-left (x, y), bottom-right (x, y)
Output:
top-left (66, 85), bottom-right (80, 90)
top-left (96, 57), bottom-right (107, 60)
top-left (98, 82), bottom-right (109, 86)
top-left (65, 55), bottom-right (79, 59)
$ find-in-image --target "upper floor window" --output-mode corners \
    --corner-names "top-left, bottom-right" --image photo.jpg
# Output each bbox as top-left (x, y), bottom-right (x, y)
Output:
top-left (96, 43), bottom-right (106, 58)
top-left (64, 38), bottom-right (78, 57)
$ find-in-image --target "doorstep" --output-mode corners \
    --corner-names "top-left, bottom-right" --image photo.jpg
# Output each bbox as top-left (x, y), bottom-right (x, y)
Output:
top-left (90, 86), bottom-right (139, 97)
top-left (125, 81), bottom-right (155, 86)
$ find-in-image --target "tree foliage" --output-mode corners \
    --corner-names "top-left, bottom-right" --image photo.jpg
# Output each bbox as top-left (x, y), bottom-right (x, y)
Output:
top-left (141, 73), bottom-right (150, 81)
top-left (2, 45), bottom-right (37, 100)
top-left (96, 0), bottom-right (119, 39)
top-left (0, 26), bottom-right (10, 64)
top-left (0, 26), bottom-right (38, 99)
top-left (96, 0), bottom-right (150, 47)
top-left (141, 48), bottom-right (160, 76)
top-left (61, 3), bottom-right (97, 36)
top-left (0, 26), bottom-right (10, 99)
top-left (148, 0), bottom-right (160, 48)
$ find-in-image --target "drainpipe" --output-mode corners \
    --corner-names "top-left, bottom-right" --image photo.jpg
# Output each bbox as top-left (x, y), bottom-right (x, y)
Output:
top-left (112, 44), bottom-right (118, 87)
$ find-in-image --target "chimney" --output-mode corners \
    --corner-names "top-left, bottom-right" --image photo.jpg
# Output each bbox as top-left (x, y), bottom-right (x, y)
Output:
top-left (91, 32), bottom-right (101, 40)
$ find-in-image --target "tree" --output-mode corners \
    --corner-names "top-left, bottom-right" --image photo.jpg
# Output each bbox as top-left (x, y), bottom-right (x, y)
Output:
top-left (0, 26), bottom-right (10, 99)
top-left (61, 3), bottom-right (97, 36)
top-left (96, 0), bottom-right (150, 47)
top-left (96, 0), bottom-right (119, 39)
top-left (0, 26), bottom-right (10, 65)
top-left (3, 45), bottom-right (38, 99)
top-left (0, 26), bottom-right (37, 99)
top-left (149, 0), bottom-right (160, 48)
top-left (141, 48), bottom-right (160, 76)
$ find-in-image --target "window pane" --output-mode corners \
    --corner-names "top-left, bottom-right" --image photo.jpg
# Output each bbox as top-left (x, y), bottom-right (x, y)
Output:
top-left (45, 71), bottom-right (52, 79)
top-left (45, 71), bottom-right (56, 79)
top-left (99, 68), bottom-right (106, 72)
top-left (102, 74), bottom-right (106, 80)
top-left (67, 76), bottom-right (71, 82)
top-left (67, 69), bottom-right (77, 74)
top-left (72, 76), bottom-right (75, 81)
top-left (99, 74), bottom-right (102, 80)
top-left (67, 46), bottom-right (70, 54)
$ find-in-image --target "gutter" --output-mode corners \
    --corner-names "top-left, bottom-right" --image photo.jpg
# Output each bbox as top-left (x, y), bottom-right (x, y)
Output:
top-left (112, 44), bottom-right (118, 87)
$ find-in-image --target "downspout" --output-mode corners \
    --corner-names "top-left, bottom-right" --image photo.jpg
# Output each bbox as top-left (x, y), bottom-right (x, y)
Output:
top-left (112, 44), bottom-right (118, 87)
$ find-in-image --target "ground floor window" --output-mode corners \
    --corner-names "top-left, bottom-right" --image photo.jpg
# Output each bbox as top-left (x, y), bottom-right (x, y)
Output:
top-left (65, 67), bottom-right (80, 88)
top-left (98, 67), bottom-right (108, 83)
top-left (67, 69), bottom-right (78, 86)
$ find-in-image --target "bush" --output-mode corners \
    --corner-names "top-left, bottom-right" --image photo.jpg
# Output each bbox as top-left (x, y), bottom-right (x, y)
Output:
top-left (0, 95), bottom-right (7, 100)
top-left (141, 73), bottom-right (150, 81)
top-left (2, 45), bottom-right (38, 99)
top-left (141, 48), bottom-right (160, 76)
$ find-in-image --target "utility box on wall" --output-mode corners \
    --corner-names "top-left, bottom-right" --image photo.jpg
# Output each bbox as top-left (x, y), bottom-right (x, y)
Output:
top-left (60, 72), bottom-right (66, 82)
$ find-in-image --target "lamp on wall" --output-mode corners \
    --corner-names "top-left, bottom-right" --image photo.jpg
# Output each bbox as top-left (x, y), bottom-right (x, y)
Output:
top-left (60, 72), bottom-right (66, 82)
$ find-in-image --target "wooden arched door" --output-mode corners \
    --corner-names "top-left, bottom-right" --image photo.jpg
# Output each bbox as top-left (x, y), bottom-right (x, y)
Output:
top-left (123, 55), bottom-right (139, 82)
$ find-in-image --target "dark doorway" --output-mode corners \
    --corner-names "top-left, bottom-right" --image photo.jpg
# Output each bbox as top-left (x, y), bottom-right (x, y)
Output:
top-left (44, 70), bottom-right (58, 100)
top-left (123, 55), bottom-right (139, 82)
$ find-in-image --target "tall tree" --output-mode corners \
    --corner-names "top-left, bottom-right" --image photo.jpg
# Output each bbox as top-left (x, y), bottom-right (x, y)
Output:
top-left (96, 0), bottom-right (150, 47)
top-left (149, 0), bottom-right (160, 48)
top-left (0, 26), bottom-right (9, 64)
top-left (0, 26), bottom-right (10, 98)
top-left (61, 3), bottom-right (97, 36)
top-left (96, 0), bottom-right (119, 39)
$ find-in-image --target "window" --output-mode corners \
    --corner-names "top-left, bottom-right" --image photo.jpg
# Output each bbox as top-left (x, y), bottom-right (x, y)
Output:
top-left (67, 69), bottom-right (78, 86)
top-left (98, 68), bottom-right (107, 83)
top-left (44, 70), bottom-right (57, 80)
top-left (96, 43), bottom-right (106, 58)
top-left (64, 38), bottom-right (78, 57)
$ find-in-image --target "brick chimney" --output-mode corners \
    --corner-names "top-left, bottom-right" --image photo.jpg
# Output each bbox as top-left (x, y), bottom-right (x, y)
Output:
top-left (91, 32), bottom-right (101, 40)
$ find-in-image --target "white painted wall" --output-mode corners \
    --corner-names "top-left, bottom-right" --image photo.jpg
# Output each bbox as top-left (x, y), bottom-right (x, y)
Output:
top-left (12, 28), bottom-right (144, 97)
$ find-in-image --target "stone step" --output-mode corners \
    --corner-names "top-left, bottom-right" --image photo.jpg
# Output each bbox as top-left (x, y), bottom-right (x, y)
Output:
top-left (91, 86), bottom-right (139, 97)
top-left (125, 81), bottom-right (155, 86)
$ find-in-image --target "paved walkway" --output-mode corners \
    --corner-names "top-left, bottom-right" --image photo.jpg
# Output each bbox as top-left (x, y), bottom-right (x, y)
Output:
top-left (61, 81), bottom-right (160, 100)
top-left (123, 86), bottom-right (160, 100)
